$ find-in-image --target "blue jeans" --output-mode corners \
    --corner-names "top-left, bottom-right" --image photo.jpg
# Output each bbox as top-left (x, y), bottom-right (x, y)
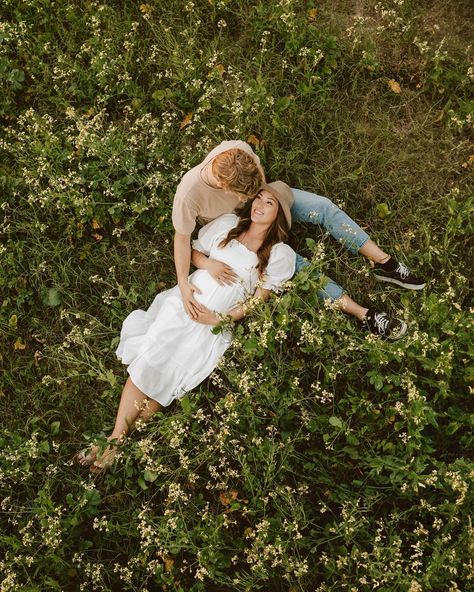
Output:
top-left (290, 188), bottom-right (370, 301)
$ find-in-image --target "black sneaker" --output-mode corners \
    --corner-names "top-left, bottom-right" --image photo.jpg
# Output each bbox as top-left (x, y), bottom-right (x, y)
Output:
top-left (373, 259), bottom-right (426, 290)
top-left (363, 310), bottom-right (407, 340)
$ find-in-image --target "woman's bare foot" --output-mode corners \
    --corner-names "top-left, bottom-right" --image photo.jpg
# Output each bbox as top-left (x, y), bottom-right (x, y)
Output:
top-left (74, 444), bottom-right (99, 467)
top-left (90, 437), bottom-right (122, 473)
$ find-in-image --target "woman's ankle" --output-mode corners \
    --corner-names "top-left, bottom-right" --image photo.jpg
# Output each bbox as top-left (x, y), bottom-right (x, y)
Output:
top-left (108, 433), bottom-right (125, 444)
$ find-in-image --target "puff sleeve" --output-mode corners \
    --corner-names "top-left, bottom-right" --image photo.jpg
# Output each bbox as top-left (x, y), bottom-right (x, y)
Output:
top-left (192, 214), bottom-right (239, 256)
top-left (261, 243), bottom-right (296, 292)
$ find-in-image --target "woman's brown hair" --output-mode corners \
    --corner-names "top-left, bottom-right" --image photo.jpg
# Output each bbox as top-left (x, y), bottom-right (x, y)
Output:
top-left (218, 195), bottom-right (289, 275)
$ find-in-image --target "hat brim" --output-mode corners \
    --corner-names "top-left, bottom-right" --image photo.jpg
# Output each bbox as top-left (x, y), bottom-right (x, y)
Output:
top-left (259, 183), bottom-right (292, 229)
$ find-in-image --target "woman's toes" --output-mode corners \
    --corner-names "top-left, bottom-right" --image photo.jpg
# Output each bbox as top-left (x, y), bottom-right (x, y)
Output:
top-left (90, 446), bottom-right (116, 473)
top-left (74, 445), bottom-right (99, 467)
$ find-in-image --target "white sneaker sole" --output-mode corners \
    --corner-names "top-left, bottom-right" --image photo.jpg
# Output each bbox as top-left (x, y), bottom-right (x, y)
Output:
top-left (373, 274), bottom-right (426, 290)
top-left (387, 320), bottom-right (407, 340)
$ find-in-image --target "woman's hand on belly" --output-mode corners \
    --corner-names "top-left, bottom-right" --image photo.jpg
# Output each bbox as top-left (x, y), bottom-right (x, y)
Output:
top-left (190, 269), bottom-right (248, 313)
top-left (206, 259), bottom-right (238, 286)
top-left (194, 306), bottom-right (220, 326)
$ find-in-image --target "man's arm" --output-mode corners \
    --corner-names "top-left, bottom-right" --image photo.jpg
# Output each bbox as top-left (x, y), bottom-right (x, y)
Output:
top-left (174, 232), bottom-right (204, 319)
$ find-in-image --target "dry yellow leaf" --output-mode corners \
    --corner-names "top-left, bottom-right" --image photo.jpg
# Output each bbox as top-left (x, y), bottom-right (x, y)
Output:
top-left (219, 491), bottom-right (230, 505)
top-left (247, 134), bottom-right (261, 148)
top-left (139, 3), bottom-right (152, 13)
top-left (92, 232), bottom-right (103, 241)
top-left (91, 219), bottom-right (101, 229)
top-left (388, 79), bottom-right (401, 93)
top-left (14, 337), bottom-right (26, 350)
top-left (307, 8), bottom-right (317, 21)
top-left (163, 557), bottom-right (174, 572)
top-left (219, 489), bottom-right (238, 506)
top-left (214, 63), bottom-right (225, 76)
top-left (180, 112), bottom-right (193, 129)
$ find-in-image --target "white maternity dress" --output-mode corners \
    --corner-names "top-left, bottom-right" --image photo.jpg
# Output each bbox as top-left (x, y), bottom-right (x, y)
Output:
top-left (115, 214), bottom-right (296, 406)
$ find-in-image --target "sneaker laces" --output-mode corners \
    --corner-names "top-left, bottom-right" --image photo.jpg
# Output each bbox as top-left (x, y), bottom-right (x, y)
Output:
top-left (373, 312), bottom-right (390, 335)
top-left (396, 262), bottom-right (410, 279)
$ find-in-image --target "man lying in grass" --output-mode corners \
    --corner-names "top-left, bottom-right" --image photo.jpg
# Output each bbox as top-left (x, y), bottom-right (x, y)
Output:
top-left (173, 140), bottom-right (426, 339)
top-left (75, 183), bottom-right (296, 471)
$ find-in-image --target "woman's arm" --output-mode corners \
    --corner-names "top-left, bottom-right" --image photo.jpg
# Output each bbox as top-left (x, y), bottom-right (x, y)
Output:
top-left (191, 248), bottom-right (238, 286)
top-left (194, 287), bottom-right (271, 326)
top-left (226, 287), bottom-right (271, 322)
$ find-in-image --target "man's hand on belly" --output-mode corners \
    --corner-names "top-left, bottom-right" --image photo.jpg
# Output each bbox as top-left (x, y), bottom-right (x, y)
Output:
top-left (179, 281), bottom-right (204, 320)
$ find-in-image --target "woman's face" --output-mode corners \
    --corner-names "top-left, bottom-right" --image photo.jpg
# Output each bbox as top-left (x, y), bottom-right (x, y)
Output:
top-left (250, 191), bottom-right (279, 225)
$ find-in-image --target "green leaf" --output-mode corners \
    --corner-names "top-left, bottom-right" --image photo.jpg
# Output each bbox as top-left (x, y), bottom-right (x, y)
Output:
top-left (445, 421), bottom-right (461, 435)
top-left (276, 96), bottom-right (291, 111)
top-left (39, 440), bottom-right (50, 454)
top-left (50, 421), bottom-right (60, 435)
top-left (84, 489), bottom-right (101, 506)
top-left (138, 476), bottom-right (148, 490)
top-left (180, 396), bottom-right (191, 414)
top-left (40, 287), bottom-right (62, 307)
top-left (376, 203), bottom-right (391, 219)
top-left (143, 470), bottom-right (158, 482)
top-left (152, 89), bottom-right (170, 101)
top-left (242, 337), bottom-right (260, 353)
top-left (346, 432), bottom-right (360, 446)
top-left (329, 416), bottom-right (343, 429)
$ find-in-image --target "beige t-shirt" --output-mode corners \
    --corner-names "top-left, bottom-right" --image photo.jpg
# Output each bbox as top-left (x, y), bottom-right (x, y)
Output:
top-left (172, 140), bottom-right (261, 235)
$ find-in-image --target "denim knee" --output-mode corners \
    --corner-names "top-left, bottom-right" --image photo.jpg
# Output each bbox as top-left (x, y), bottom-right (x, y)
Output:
top-left (294, 254), bottom-right (344, 302)
top-left (291, 188), bottom-right (370, 254)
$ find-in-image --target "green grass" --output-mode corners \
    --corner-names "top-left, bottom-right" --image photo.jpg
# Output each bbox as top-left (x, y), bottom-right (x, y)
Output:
top-left (1, 0), bottom-right (473, 590)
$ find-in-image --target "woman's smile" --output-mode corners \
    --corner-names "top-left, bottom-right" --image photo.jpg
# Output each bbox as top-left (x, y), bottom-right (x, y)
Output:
top-left (251, 191), bottom-right (278, 224)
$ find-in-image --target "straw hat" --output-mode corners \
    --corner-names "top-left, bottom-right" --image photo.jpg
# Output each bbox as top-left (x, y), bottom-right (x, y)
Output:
top-left (259, 181), bottom-right (294, 228)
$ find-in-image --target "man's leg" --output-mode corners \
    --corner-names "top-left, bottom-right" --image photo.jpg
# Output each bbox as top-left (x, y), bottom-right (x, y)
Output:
top-left (291, 188), bottom-right (425, 289)
top-left (295, 255), bottom-right (406, 339)
top-left (291, 188), bottom-right (372, 255)
top-left (295, 253), bottom-right (346, 302)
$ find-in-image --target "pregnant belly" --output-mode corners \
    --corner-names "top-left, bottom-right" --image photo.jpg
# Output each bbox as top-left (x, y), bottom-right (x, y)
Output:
top-left (190, 269), bottom-right (249, 313)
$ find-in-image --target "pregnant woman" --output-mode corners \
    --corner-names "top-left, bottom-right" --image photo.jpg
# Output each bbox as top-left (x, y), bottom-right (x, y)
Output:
top-left (75, 182), bottom-right (296, 472)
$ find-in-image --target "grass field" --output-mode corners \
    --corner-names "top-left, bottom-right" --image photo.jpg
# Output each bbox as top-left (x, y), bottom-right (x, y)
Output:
top-left (1, 1), bottom-right (473, 590)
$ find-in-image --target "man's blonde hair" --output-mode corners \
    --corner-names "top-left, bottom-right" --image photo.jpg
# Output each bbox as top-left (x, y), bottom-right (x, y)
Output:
top-left (212, 149), bottom-right (262, 196)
